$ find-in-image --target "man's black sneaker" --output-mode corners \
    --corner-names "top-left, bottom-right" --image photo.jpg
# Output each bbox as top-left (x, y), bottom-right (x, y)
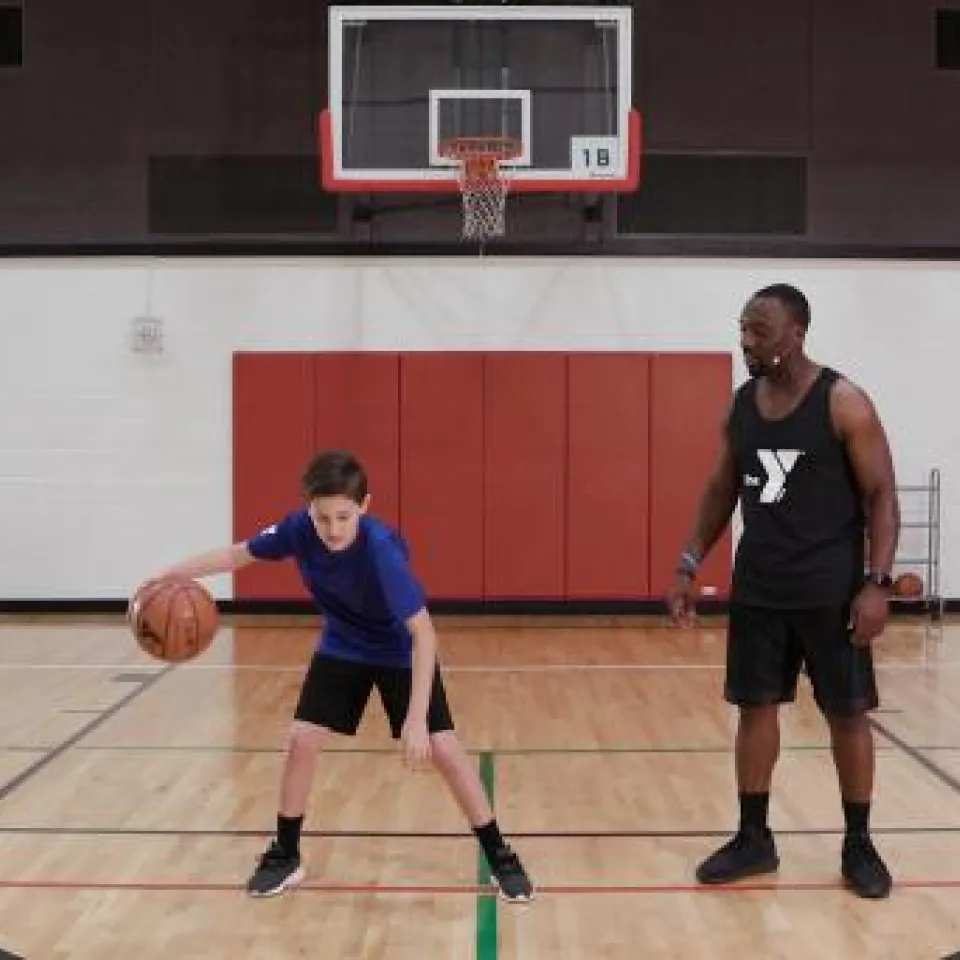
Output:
top-left (696, 826), bottom-right (779, 884)
top-left (246, 839), bottom-right (304, 897)
top-left (842, 832), bottom-right (892, 899)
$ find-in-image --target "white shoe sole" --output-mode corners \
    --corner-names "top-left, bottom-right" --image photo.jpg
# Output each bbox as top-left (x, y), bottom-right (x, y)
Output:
top-left (247, 866), bottom-right (305, 898)
top-left (492, 877), bottom-right (535, 903)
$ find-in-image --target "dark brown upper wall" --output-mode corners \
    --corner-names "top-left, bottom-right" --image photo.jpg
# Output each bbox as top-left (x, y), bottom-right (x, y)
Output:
top-left (148, 0), bottom-right (324, 157)
top-left (636, 0), bottom-right (811, 153)
top-left (1, 0), bottom-right (959, 249)
top-left (0, 0), bottom-right (150, 242)
top-left (807, 0), bottom-right (960, 243)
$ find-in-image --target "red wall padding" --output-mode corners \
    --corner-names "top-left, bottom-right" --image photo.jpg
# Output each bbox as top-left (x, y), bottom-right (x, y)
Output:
top-left (313, 353), bottom-right (400, 528)
top-left (483, 353), bottom-right (567, 599)
top-left (567, 353), bottom-right (651, 598)
top-left (232, 353), bottom-right (315, 599)
top-left (648, 353), bottom-right (734, 599)
top-left (233, 350), bottom-right (732, 601)
top-left (400, 353), bottom-right (484, 598)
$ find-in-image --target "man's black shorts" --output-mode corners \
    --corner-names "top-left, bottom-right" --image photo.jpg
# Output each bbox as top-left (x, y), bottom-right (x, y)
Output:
top-left (725, 602), bottom-right (879, 715)
top-left (293, 652), bottom-right (455, 737)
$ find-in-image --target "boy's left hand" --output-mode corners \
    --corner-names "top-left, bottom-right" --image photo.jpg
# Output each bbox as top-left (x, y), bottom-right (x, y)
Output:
top-left (400, 717), bottom-right (432, 769)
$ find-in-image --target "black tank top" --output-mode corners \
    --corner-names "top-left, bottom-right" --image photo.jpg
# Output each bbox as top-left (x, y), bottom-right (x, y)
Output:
top-left (729, 366), bottom-right (865, 608)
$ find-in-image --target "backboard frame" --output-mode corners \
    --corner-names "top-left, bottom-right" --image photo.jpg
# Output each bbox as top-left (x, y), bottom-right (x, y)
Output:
top-left (319, 4), bottom-right (640, 194)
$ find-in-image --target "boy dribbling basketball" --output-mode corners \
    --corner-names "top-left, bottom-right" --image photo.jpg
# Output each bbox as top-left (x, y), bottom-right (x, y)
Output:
top-left (148, 449), bottom-right (534, 902)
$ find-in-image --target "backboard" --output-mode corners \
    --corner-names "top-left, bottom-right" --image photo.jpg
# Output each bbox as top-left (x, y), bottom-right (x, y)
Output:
top-left (320, 5), bottom-right (640, 195)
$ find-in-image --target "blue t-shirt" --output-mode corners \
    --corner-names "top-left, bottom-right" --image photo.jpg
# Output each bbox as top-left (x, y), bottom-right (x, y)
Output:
top-left (246, 511), bottom-right (426, 668)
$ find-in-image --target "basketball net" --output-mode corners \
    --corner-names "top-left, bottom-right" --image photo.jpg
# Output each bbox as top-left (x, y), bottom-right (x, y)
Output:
top-left (439, 137), bottom-right (522, 243)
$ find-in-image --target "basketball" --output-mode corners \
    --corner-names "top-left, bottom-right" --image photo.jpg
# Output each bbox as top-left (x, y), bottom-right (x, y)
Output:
top-left (128, 576), bottom-right (219, 663)
top-left (894, 572), bottom-right (924, 598)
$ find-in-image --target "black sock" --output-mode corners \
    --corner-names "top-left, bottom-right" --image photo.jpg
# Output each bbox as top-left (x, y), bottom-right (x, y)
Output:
top-left (842, 799), bottom-right (870, 836)
top-left (277, 814), bottom-right (304, 856)
top-left (473, 819), bottom-right (507, 865)
top-left (739, 792), bottom-right (770, 832)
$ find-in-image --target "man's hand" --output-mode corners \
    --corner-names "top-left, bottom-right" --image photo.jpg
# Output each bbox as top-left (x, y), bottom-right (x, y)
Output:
top-left (830, 379), bottom-right (899, 647)
top-left (400, 716), bottom-right (432, 770)
top-left (849, 583), bottom-right (889, 646)
top-left (666, 574), bottom-right (698, 628)
top-left (664, 411), bottom-right (738, 629)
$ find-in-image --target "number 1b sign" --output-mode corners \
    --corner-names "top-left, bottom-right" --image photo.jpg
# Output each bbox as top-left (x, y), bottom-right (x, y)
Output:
top-left (570, 136), bottom-right (624, 178)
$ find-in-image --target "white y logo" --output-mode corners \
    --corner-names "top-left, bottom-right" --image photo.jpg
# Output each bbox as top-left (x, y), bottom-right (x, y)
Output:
top-left (756, 450), bottom-right (803, 503)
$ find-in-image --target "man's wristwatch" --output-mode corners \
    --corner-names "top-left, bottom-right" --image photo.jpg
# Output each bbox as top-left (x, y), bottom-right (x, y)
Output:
top-left (676, 549), bottom-right (700, 581)
top-left (865, 571), bottom-right (894, 591)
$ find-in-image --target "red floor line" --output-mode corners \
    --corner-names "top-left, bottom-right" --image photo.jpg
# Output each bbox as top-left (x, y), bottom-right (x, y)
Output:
top-left (0, 878), bottom-right (958, 894)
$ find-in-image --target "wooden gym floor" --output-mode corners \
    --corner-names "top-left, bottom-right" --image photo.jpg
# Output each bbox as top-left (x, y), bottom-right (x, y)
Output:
top-left (0, 614), bottom-right (958, 959)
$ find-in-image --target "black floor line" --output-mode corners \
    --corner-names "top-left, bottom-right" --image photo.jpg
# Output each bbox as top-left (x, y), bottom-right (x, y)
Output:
top-left (870, 718), bottom-right (960, 797)
top-left (0, 665), bottom-right (175, 802)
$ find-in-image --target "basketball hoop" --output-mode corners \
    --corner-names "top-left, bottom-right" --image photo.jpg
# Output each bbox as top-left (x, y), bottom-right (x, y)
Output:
top-left (438, 136), bottom-right (523, 242)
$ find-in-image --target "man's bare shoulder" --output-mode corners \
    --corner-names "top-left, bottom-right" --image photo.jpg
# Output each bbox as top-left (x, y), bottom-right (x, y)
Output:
top-left (829, 375), bottom-right (880, 434)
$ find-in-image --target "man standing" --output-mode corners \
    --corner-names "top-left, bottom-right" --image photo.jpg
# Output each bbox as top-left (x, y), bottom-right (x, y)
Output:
top-left (667, 284), bottom-right (900, 899)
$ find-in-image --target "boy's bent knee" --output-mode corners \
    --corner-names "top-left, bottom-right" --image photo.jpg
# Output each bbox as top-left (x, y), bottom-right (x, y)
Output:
top-left (287, 721), bottom-right (328, 755)
top-left (428, 730), bottom-right (461, 761)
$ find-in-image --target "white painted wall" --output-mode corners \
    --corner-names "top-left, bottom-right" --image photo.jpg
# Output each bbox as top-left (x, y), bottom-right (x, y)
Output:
top-left (0, 256), bottom-right (951, 599)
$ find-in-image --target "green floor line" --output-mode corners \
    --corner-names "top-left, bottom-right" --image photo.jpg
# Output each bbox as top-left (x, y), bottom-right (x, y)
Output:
top-left (476, 750), bottom-right (497, 960)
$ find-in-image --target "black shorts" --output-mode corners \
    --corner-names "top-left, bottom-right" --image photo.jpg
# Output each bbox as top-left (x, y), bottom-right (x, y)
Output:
top-left (293, 652), bottom-right (455, 738)
top-left (725, 603), bottom-right (879, 716)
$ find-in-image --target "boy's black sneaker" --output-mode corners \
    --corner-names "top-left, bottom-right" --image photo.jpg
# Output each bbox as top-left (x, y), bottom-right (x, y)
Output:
top-left (490, 846), bottom-right (534, 903)
top-left (246, 839), bottom-right (304, 897)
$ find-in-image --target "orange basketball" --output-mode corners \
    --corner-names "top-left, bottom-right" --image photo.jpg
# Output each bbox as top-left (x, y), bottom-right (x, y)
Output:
top-left (894, 572), bottom-right (924, 599)
top-left (128, 576), bottom-right (219, 663)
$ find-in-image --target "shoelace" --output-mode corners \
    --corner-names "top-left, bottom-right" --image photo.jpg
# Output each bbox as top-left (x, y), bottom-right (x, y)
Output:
top-left (258, 842), bottom-right (290, 868)
top-left (494, 850), bottom-right (523, 876)
top-left (721, 831), bottom-right (753, 853)
top-left (844, 834), bottom-right (880, 861)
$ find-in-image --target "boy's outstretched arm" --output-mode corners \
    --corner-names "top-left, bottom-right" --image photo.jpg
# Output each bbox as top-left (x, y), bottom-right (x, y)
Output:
top-left (153, 543), bottom-right (257, 581)
top-left (402, 607), bottom-right (437, 768)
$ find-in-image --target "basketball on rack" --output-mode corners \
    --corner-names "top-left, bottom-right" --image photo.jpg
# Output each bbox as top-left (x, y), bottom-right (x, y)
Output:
top-left (128, 576), bottom-right (219, 663)
top-left (893, 572), bottom-right (924, 598)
